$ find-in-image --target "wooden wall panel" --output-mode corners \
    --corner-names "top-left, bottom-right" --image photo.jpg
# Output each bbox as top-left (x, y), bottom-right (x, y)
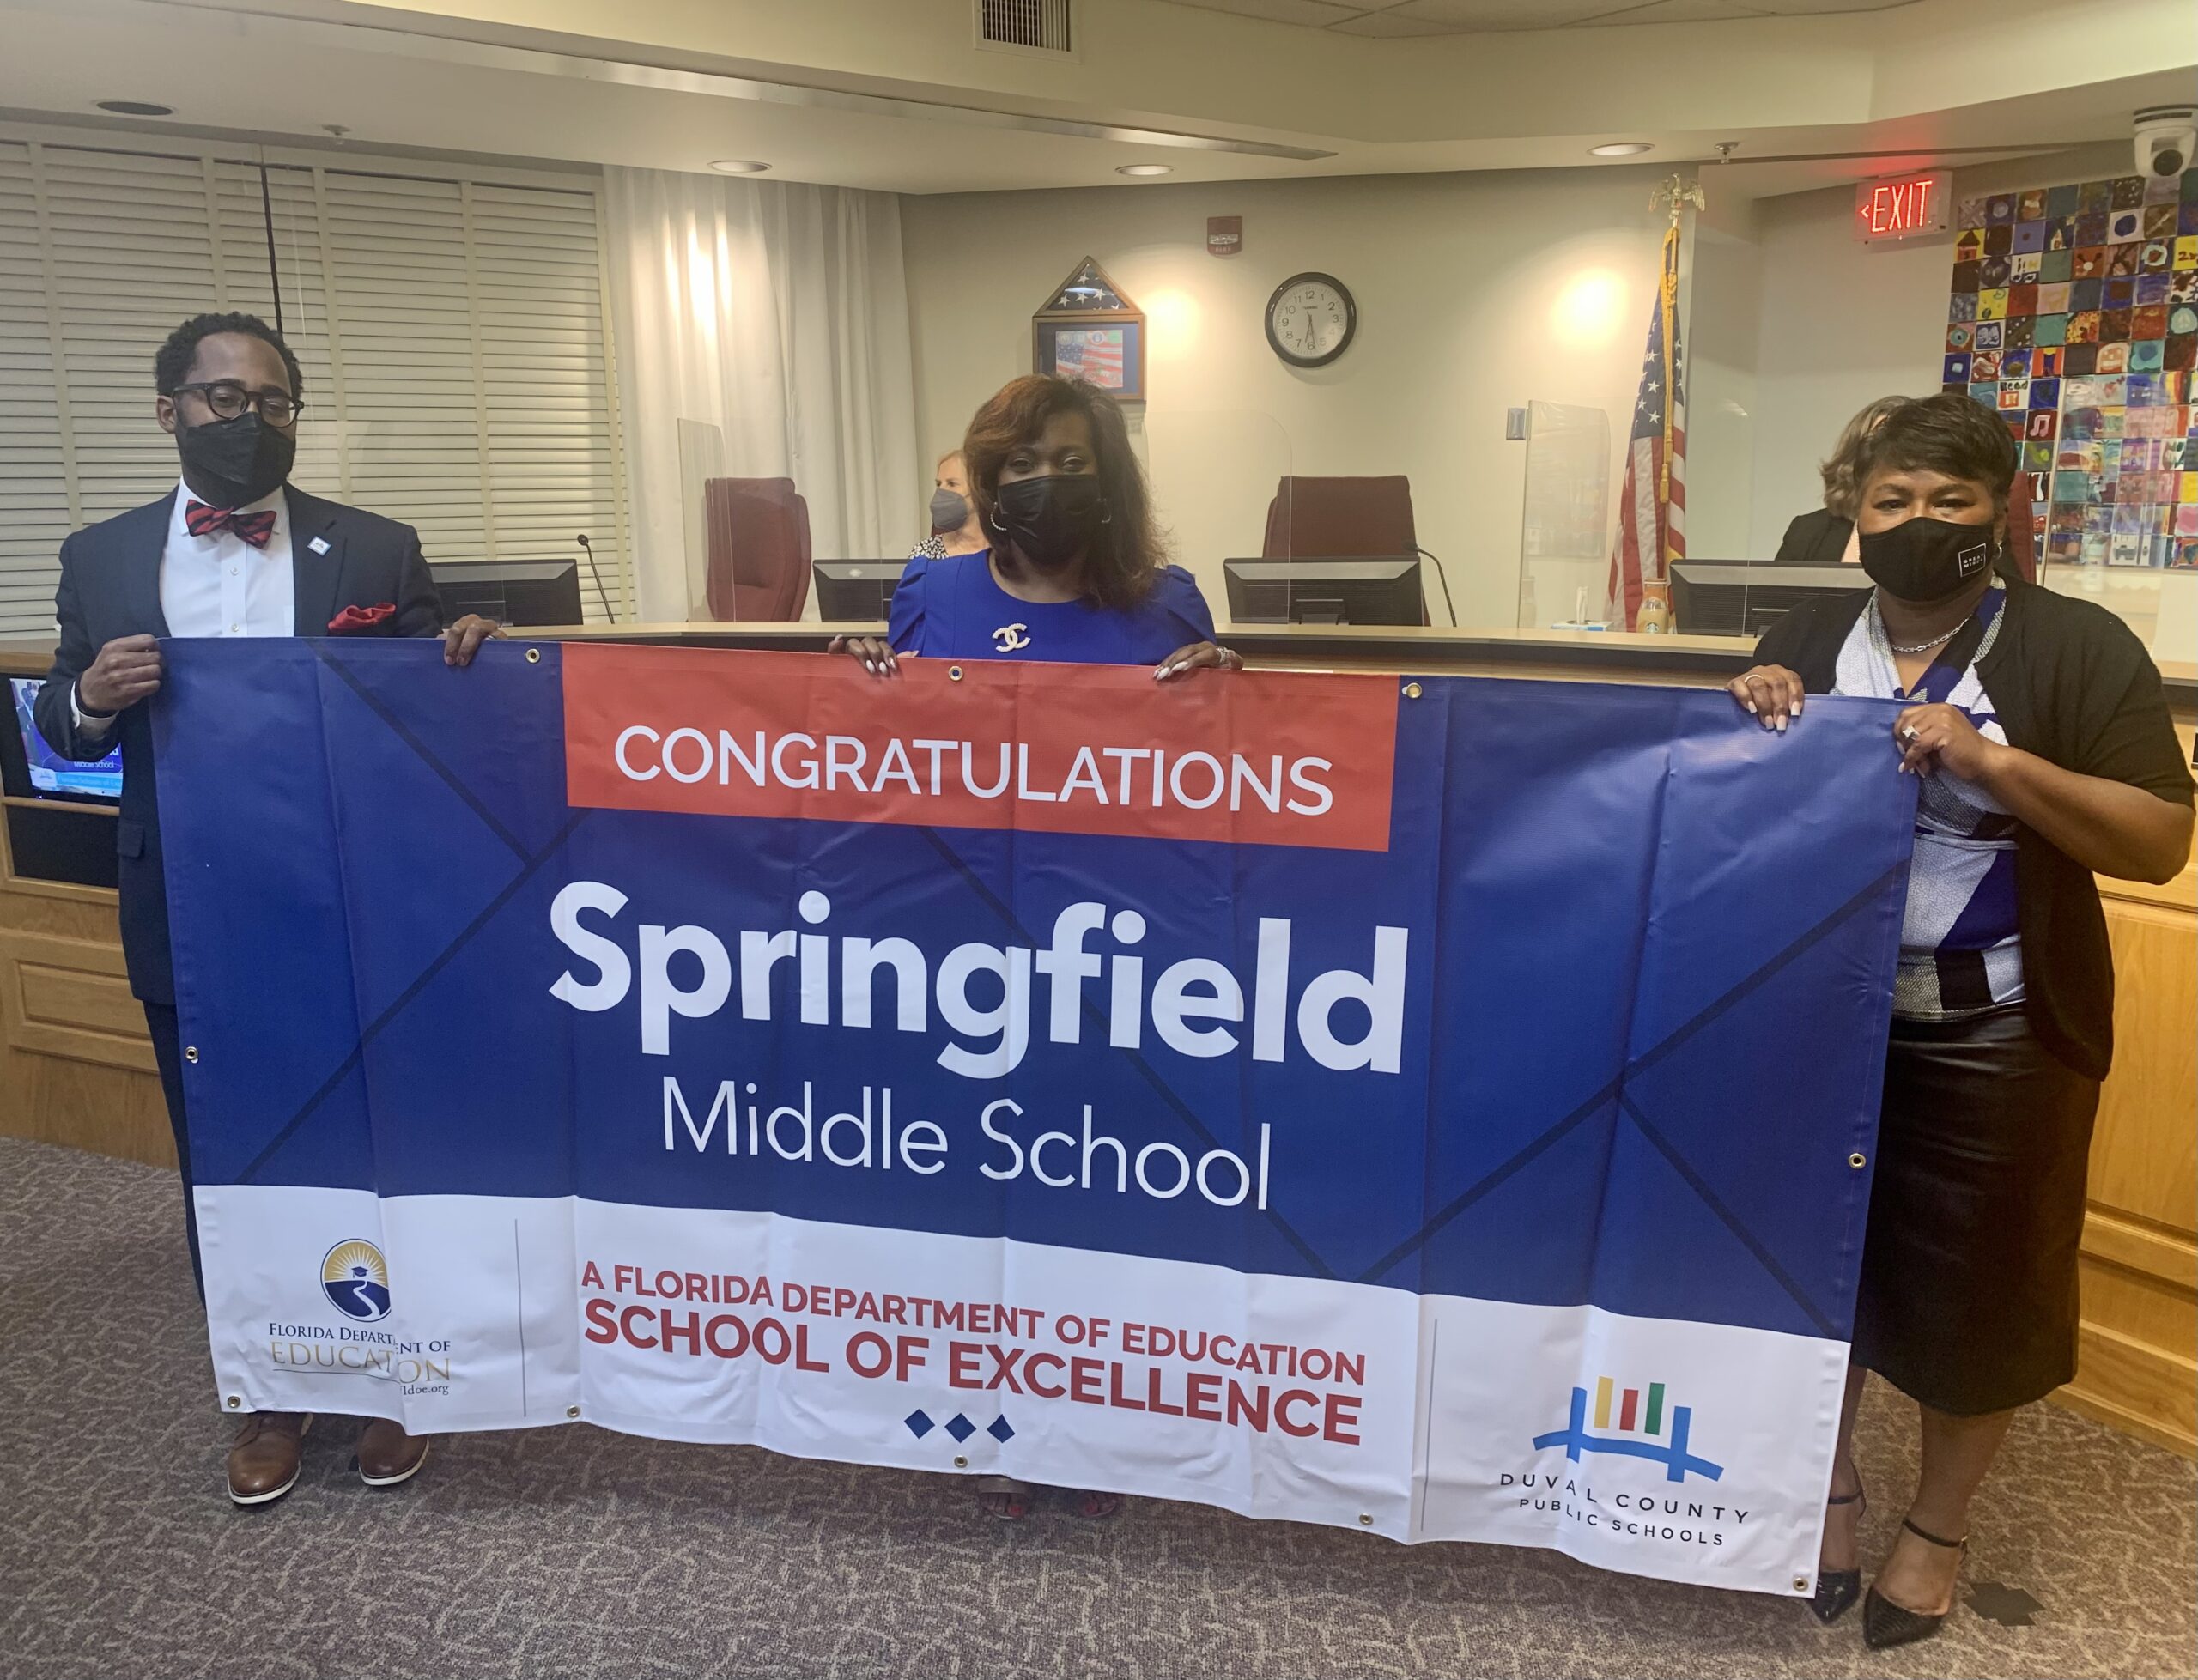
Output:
top-left (0, 929), bottom-right (155, 1071)
top-left (2055, 865), bottom-right (2198, 1457)
top-left (0, 798), bottom-right (171, 1167)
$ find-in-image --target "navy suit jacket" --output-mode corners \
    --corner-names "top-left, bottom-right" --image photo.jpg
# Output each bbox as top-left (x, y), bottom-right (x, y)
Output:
top-left (34, 487), bottom-right (446, 1005)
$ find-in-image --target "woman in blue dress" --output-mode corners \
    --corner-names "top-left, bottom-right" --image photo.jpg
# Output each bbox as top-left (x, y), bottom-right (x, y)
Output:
top-left (834, 378), bottom-right (1235, 1520)
top-left (833, 375), bottom-right (1236, 681)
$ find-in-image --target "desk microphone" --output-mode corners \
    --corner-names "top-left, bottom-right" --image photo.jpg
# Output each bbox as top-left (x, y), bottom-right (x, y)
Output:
top-left (576, 533), bottom-right (616, 622)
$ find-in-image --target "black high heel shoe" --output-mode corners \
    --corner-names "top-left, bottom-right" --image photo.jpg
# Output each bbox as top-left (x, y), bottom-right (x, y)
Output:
top-left (1862, 1518), bottom-right (1968, 1649)
top-left (1809, 1478), bottom-right (1867, 1625)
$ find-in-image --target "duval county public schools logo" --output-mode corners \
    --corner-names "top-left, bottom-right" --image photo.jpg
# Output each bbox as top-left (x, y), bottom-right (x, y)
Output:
top-left (1533, 1375), bottom-right (1723, 1483)
top-left (320, 1239), bottom-right (392, 1322)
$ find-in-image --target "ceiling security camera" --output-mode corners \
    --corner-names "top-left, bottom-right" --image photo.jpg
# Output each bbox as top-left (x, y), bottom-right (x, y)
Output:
top-left (2134, 106), bottom-right (2196, 179)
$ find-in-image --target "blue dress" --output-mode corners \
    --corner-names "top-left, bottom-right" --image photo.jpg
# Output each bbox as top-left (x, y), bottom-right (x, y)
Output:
top-left (887, 550), bottom-right (1216, 666)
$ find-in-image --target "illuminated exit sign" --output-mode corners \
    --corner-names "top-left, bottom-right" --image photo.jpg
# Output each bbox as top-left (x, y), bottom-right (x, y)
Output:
top-left (1855, 170), bottom-right (1953, 244)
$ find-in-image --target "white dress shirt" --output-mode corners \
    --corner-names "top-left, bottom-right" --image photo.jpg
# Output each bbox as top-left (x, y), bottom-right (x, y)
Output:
top-left (75, 481), bottom-right (297, 735)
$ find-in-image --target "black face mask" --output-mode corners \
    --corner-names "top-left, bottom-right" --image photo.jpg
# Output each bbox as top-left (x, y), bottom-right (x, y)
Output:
top-left (929, 488), bottom-right (969, 532)
top-left (175, 410), bottom-right (295, 509)
top-left (1857, 515), bottom-right (1996, 603)
top-left (993, 474), bottom-right (1106, 572)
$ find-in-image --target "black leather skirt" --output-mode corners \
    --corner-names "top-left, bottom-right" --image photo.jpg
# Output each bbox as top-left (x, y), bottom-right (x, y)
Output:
top-left (1850, 1005), bottom-right (2102, 1416)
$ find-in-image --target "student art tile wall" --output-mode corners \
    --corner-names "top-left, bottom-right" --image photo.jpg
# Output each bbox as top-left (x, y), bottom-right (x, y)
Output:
top-left (900, 170), bottom-right (1670, 628)
top-left (1710, 143), bottom-right (2191, 650)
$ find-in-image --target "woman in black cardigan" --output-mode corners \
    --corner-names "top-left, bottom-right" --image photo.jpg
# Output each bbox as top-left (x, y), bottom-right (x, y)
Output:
top-left (1729, 394), bottom-right (2193, 1650)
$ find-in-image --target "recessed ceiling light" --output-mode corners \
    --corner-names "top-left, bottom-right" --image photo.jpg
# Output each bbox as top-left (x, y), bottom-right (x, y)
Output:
top-left (96, 99), bottom-right (175, 117)
top-left (708, 159), bottom-right (771, 174)
top-left (1588, 142), bottom-right (1655, 158)
top-left (1117, 164), bottom-right (1174, 178)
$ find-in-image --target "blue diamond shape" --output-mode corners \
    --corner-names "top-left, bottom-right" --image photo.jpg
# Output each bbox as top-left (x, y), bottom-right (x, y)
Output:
top-left (944, 1413), bottom-right (976, 1442)
top-left (904, 1409), bottom-right (935, 1438)
top-left (987, 1415), bottom-right (1015, 1442)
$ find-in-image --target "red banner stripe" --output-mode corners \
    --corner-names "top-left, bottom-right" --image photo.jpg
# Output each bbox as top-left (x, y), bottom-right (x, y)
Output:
top-left (562, 646), bottom-right (1400, 852)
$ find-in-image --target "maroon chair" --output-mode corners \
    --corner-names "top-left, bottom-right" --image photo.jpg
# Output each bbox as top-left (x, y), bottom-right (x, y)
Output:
top-left (1260, 475), bottom-right (1427, 624)
top-left (704, 476), bottom-right (812, 621)
top-left (1260, 475), bottom-right (1419, 562)
top-left (2003, 484), bottom-right (2039, 582)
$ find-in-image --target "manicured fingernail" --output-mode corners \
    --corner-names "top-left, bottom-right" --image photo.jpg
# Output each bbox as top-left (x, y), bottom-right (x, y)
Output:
top-left (1793, 700), bottom-right (1803, 713)
top-left (1775, 716), bottom-right (1787, 732)
top-left (1742, 700), bottom-right (1757, 714)
top-left (865, 660), bottom-right (877, 673)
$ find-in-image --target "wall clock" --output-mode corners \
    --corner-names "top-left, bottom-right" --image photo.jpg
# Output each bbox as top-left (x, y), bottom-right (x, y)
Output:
top-left (1265, 271), bottom-right (1357, 368)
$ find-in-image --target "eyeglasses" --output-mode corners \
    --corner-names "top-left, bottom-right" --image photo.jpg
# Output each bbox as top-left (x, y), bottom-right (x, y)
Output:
top-left (171, 381), bottom-right (304, 426)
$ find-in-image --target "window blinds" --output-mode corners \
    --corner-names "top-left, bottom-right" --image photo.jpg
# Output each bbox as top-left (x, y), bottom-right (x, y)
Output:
top-left (0, 134), bottom-right (631, 637)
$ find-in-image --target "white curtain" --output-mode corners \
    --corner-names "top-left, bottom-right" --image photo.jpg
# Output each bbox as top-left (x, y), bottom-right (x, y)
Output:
top-left (604, 167), bottom-right (920, 621)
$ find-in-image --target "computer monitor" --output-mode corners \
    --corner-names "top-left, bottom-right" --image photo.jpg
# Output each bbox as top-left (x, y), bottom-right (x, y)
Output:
top-left (1668, 561), bottom-right (1872, 638)
top-left (5, 676), bottom-right (122, 802)
top-left (431, 560), bottom-right (583, 628)
top-left (1223, 557), bottom-right (1425, 627)
top-left (812, 561), bottom-right (903, 622)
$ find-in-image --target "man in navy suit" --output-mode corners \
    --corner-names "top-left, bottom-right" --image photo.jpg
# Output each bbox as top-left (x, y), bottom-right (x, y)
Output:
top-left (34, 312), bottom-right (500, 1507)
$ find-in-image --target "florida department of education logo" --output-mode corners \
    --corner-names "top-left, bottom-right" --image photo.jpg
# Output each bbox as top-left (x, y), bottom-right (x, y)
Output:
top-left (1533, 1374), bottom-right (1723, 1483)
top-left (320, 1239), bottom-right (392, 1322)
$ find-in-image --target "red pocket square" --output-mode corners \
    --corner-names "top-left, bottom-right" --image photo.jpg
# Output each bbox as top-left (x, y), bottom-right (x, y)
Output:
top-left (328, 603), bottom-right (397, 634)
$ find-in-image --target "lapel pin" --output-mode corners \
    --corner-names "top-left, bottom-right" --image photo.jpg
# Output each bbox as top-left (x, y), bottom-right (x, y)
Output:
top-left (308, 536), bottom-right (331, 555)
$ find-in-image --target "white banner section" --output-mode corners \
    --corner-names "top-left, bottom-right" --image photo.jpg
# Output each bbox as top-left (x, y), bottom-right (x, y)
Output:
top-left (197, 1186), bottom-right (1843, 1594)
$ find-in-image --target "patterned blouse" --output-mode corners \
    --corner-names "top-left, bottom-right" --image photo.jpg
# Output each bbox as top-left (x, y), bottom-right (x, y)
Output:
top-left (1831, 584), bottom-right (2023, 1020)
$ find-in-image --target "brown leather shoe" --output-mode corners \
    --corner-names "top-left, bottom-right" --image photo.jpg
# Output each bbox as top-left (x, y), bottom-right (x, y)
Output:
top-left (227, 1411), bottom-right (312, 1507)
top-left (355, 1418), bottom-right (430, 1488)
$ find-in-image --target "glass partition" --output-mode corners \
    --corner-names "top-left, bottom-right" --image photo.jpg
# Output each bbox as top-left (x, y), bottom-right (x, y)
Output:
top-left (1515, 401), bottom-right (1612, 630)
top-left (676, 418), bottom-right (727, 621)
top-left (1138, 409), bottom-right (1295, 629)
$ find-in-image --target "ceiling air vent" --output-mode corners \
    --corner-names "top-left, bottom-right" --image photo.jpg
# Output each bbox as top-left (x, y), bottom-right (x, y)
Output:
top-left (975, 0), bottom-right (1076, 58)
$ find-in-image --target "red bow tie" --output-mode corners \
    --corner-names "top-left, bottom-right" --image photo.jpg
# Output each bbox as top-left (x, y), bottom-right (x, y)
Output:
top-left (185, 500), bottom-right (277, 549)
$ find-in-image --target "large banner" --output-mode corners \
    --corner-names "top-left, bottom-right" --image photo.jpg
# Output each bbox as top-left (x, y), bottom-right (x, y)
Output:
top-left (159, 640), bottom-right (1915, 1596)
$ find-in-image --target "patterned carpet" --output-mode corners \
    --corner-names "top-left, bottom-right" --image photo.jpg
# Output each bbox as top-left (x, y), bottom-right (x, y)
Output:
top-left (2, 1137), bottom-right (2191, 1680)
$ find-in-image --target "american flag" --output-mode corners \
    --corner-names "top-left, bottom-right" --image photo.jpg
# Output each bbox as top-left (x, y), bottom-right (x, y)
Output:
top-left (1606, 221), bottom-right (1686, 628)
top-left (1054, 327), bottom-right (1126, 391)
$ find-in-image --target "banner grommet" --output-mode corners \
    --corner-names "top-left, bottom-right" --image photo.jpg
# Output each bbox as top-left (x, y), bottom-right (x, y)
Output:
top-left (1403, 682), bottom-right (1423, 700)
top-left (1849, 1152), bottom-right (1867, 1169)
top-left (226, 1395), bottom-right (240, 1409)
top-left (184, 1046), bottom-right (199, 1063)
top-left (525, 647), bottom-right (542, 664)
top-left (566, 1405), bottom-right (580, 1419)
top-left (948, 664), bottom-right (965, 682)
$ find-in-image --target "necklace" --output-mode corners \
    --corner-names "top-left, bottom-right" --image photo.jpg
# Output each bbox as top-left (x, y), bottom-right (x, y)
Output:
top-left (1872, 589), bottom-right (1965, 657)
top-left (1887, 623), bottom-right (1962, 655)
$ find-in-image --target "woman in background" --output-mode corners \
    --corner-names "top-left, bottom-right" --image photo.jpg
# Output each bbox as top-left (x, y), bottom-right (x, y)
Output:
top-left (838, 375), bottom-right (1233, 682)
top-left (910, 450), bottom-right (987, 562)
top-left (1772, 393), bottom-right (1909, 566)
top-left (1730, 394), bottom-right (2193, 1649)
